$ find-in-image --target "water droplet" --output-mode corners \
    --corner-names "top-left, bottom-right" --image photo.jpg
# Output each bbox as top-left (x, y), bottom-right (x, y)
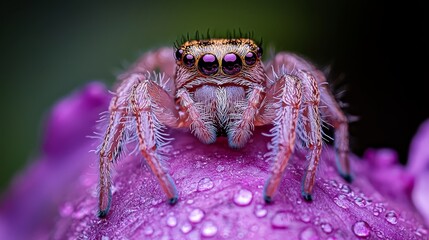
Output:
top-left (181, 222), bottom-right (192, 234)
top-left (101, 236), bottom-right (109, 240)
top-left (166, 215), bottom-right (177, 227)
top-left (300, 213), bottom-right (311, 223)
top-left (321, 223), bottom-right (333, 233)
top-left (186, 199), bottom-right (194, 205)
top-left (385, 211), bottom-right (398, 225)
top-left (313, 216), bottom-right (321, 225)
top-left (329, 179), bottom-right (338, 188)
top-left (71, 209), bottom-right (86, 219)
top-left (334, 195), bottom-right (348, 209)
top-left (188, 208), bottom-right (205, 223)
top-left (201, 221), bottom-right (218, 237)
top-left (233, 189), bottom-right (253, 206)
top-left (296, 198), bottom-right (302, 204)
top-left (352, 221), bottom-right (370, 238)
top-left (254, 204), bottom-right (267, 218)
top-left (144, 226), bottom-right (154, 236)
top-left (271, 211), bottom-right (294, 229)
top-left (197, 177), bottom-right (214, 191)
top-left (375, 230), bottom-right (385, 238)
top-left (151, 198), bottom-right (162, 205)
top-left (59, 202), bottom-right (73, 217)
top-left (172, 150), bottom-right (181, 155)
top-left (300, 227), bottom-right (318, 240)
top-left (373, 204), bottom-right (385, 216)
top-left (415, 226), bottom-right (428, 236)
top-left (354, 197), bottom-right (367, 208)
top-left (340, 184), bottom-right (351, 194)
top-left (250, 224), bottom-right (259, 232)
top-left (216, 165), bottom-right (225, 172)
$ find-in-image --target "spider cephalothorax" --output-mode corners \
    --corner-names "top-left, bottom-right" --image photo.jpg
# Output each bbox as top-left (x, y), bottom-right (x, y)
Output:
top-left (174, 39), bottom-right (266, 147)
top-left (97, 37), bottom-right (351, 218)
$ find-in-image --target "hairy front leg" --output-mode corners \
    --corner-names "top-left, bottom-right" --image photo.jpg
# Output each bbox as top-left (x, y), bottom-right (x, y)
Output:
top-left (177, 88), bottom-right (217, 144)
top-left (263, 75), bottom-right (302, 202)
top-left (98, 96), bottom-right (127, 217)
top-left (130, 77), bottom-right (178, 204)
top-left (120, 48), bottom-right (176, 81)
top-left (97, 47), bottom-right (178, 218)
top-left (265, 52), bottom-right (351, 182)
top-left (318, 81), bottom-right (351, 181)
top-left (298, 70), bottom-right (323, 201)
top-left (228, 86), bottom-right (264, 148)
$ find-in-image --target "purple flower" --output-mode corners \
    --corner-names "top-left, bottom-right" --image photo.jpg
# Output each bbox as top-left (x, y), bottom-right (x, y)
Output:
top-left (0, 82), bottom-right (428, 239)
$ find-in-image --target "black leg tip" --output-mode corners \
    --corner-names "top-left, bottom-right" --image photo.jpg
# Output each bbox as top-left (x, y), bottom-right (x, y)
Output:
top-left (302, 192), bottom-right (313, 202)
top-left (169, 196), bottom-right (178, 205)
top-left (341, 174), bottom-right (353, 183)
top-left (264, 195), bottom-right (273, 204)
top-left (97, 209), bottom-right (109, 218)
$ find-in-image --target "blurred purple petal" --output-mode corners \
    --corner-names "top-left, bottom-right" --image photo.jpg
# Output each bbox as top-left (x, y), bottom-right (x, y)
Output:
top-left (408, 119), bottom-right (429, 226)
top-left (1, 83), bottom-right (428, 240)
top-left (408, 120), bottom-right (429, 176)
top-left (43, 82), bottom-right (110, 156)
top-left (0, 82), bottom-right (110, 240)
top-left (364, 148), bottom-right (414, 202)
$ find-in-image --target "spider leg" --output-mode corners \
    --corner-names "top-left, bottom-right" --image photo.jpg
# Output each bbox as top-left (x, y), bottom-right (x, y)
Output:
top-left (97, 49), bottom-right (179, 218)
top-left (297, 70), bottom-right (323, 201)
top-left (176, 88), bottom-right (217, 144)
top-left (265, 52), bottom-right (351, 182)
top-left (228, 86), bottom-right (264, 148)
top-left (318, 77), bottom-right (351, 182)
top-left (262, 75), bottom-right (302, 203)
top-left (98, 96), bottom-right (127, 218)
top-left (130, 75), bottom-right (178, 205)
top-left (120, 47), bottom-right (176, 81)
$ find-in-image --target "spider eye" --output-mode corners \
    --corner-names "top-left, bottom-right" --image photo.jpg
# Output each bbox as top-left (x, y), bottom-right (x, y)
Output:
top-left (257, 46), bottom-right (263, 58)
top-left (222, 53), bottom-right (242, 75)
top-left (198, 54), bottom-right (219, 76)
top-left (175, 49), bottom-right (184, 61)
top-left (183, 54), bottom-right (195, 67)
top-left (245, 52), bottom-right (257, 65)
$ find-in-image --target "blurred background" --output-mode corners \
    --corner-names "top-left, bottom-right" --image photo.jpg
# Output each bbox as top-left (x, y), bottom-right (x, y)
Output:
top-left (0, 1), bottom-right (427, 193)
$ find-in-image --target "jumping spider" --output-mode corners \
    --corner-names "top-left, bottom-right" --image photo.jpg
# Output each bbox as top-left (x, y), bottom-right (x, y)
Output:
top-left (97, 37), bottom-right (351, 218)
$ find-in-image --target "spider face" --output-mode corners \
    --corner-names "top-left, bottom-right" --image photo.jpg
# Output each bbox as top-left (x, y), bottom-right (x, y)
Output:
top-left (174, 39), bottom-right (265, 89)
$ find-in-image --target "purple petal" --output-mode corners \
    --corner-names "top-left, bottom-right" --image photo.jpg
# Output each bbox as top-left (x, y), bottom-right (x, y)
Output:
top-left (1, 83), bottom-right (428, 240)
top-left (49, 132), bottom-right (426, 239)
top-left (408, 119), bottom-right (429, 226)
top-left (0, 82), bottom-right (110, 240)
top-left (43, 82), bottom-right (110, 156)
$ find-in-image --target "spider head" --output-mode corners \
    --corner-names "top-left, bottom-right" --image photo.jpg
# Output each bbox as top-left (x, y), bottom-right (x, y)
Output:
top-left (174, 38), bottom-right (265, 88)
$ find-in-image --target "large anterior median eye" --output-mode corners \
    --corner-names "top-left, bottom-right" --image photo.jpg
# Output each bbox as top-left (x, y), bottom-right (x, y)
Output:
top-left (222, 53), bottom-right (242, 75)
top-left (198, 54), bottom-right (219, 76)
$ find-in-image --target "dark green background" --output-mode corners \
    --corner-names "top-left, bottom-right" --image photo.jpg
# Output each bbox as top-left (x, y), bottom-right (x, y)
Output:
top-left (1, 1), bottom-right (427, 192)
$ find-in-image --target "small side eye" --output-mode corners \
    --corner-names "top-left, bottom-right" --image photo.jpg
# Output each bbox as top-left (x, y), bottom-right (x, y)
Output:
top-left (245, 52), bottom-right (257, 65)
top-left (198, 54), bottom-right (219, 76)
top-left (175, 49), bottom-right (184, 61)
top-left (257, 47), bottom-right (263, 58)
top-left (183, 54), bottom-right (195, 67)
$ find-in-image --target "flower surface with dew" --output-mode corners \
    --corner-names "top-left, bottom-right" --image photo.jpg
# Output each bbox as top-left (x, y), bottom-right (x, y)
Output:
top-left (0, 82), bottom-right (427, 240)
